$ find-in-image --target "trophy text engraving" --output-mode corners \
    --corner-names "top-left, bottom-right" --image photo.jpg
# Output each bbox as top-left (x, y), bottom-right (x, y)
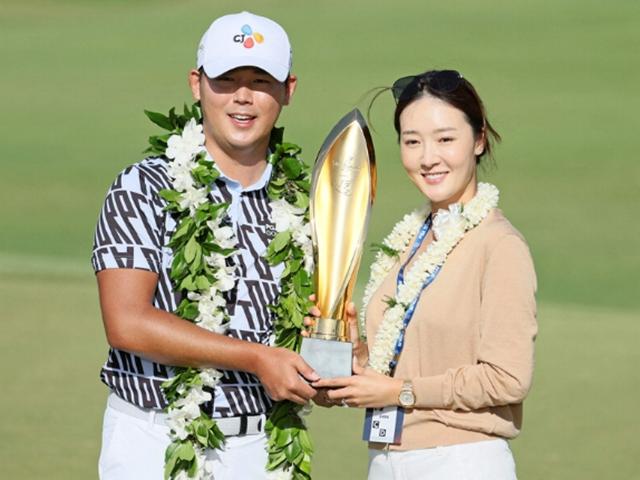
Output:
top-left (332, 155), bottom-right (362, 196)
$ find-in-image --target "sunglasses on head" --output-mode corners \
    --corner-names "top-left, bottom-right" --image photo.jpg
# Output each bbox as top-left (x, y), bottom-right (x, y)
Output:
top-left (391, 70), bottom-right (463, 103)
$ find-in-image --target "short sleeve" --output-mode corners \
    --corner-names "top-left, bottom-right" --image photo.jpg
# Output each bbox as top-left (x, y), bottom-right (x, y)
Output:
top-left (91, 163), bottom-right (166, 274)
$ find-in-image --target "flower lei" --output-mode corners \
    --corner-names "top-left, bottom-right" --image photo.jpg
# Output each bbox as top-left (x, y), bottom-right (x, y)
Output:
top-left (143, 104), bottom-right (314, 480)
top-left (362, 183), bottom-right (500, 374)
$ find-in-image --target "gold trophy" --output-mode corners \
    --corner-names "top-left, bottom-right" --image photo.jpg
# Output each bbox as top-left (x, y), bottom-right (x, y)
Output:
top-left (300, 109), bottom-right (377, 379)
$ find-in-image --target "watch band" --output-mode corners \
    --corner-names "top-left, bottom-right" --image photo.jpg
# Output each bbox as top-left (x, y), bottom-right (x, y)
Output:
top-left (398, 379), bottom-right (416, 408)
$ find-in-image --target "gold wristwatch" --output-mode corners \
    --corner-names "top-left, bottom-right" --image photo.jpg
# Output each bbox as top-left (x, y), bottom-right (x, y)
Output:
top-left (398, 379), bottom-right (416, 408)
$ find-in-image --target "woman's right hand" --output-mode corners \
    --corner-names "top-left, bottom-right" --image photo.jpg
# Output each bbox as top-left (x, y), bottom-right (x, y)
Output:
top-left (303, 295), bottom-right (369, 369)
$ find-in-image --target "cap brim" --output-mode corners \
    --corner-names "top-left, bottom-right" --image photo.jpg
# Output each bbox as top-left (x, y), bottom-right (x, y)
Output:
top-left (202, 57), bottom-right (289, 82)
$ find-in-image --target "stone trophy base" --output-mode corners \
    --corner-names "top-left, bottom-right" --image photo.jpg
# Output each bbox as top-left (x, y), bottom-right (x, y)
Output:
top-left (300, 336), bottom-right (353, 379)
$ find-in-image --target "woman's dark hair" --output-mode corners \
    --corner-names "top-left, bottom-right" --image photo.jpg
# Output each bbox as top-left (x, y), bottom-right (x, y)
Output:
top-left (391, 70), bottom-right (501, 164)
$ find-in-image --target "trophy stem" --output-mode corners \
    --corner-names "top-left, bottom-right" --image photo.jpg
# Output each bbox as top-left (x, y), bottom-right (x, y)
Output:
top-left (310, 318), bottom-right (347, 341)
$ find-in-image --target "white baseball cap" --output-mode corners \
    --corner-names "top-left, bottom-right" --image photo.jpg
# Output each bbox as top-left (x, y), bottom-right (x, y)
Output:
top-left (196, 11), bottom-right (292, 82)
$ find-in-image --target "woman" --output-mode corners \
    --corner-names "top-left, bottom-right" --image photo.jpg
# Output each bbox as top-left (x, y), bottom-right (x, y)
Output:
top-left (310, 70), bottom-right (537, 479)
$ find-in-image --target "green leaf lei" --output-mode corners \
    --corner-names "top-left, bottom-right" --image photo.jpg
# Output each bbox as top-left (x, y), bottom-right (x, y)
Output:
top-left (144, 103), bottom-right (314, 479)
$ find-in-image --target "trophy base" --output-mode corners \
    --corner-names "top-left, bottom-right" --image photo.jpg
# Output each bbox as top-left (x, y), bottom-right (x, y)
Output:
top-left (300, 336), bottom-right (352, 379)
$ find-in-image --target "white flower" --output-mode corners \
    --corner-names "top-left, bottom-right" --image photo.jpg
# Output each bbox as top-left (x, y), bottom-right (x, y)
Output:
top-left (292, 222), bottom-right (312, 247)
top-left (174, 470), bottom-right (191, 480)
top-left (167, 161), bottom-right (195, 192)
top-left (197, 312), bottom-right (227, 333)
top-left (213, 225), bottom-right (236, 249)
top-left (289, 222), bottom-right (314, 273)
top-left (174, 386), bottom-right (211, 419)
top-left (433, 204), bottom-right (465, 241)
top-left (192, 288), bottom-right (228, 332)
top-left (166, 118), bottom-right (205, 162)
top-left (202, 254), bottom-right (236, 293)
top-left (215, 269), bottom-right (236, 292)
top-left (271, 199), bottom-right (304, 232)
top-left (301, 241), bottom-right (314, 274)
top-left (200, 368), bottom-right (223, 387)
top-left (188, 286), bottom-right (217, 303)
top-left (464, 183), bottom-right (499, 224)
top-left (172, 172), bottom-right (194, 192)
top-left (204, 253), bottom-right (227, 269)
top-left (179, 186), bottom-right (208, 213)
top-left (266, 467), bottom-right (293, 480)
top-left (167, 408), bottom-right (190, 440)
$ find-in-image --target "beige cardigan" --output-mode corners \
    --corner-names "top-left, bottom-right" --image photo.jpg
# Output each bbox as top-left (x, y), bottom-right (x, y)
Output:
top-left (365, 208), bottom-right (537, 451)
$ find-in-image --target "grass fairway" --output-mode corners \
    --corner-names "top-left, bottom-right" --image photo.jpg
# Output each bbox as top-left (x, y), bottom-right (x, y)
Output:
top-left (1, 269), bottom-right (639, 479)
top-left (1, 0), bottom-right (639, 478)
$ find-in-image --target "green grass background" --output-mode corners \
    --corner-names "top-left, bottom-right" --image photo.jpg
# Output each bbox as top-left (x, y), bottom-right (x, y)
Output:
top-left (1, 0), bottom-right (638, 478)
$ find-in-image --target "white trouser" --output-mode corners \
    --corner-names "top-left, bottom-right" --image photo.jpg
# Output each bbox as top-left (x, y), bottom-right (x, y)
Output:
top-left (368, 439), bottom-right (517, 480)
top-left (98, 397), bottom-right (269, 479)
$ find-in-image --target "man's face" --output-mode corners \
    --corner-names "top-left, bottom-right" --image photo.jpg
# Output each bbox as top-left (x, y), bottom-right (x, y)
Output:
top-left (189, 67), bottom-right (296, 160)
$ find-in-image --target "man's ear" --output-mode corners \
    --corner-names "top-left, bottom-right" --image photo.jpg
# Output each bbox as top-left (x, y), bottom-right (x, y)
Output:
top-left (283, 74), bottom-right (297, 106)
top-left (188, 69), bottom-right (201, 101)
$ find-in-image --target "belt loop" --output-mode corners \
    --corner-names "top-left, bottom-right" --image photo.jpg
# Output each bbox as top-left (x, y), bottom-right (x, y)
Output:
top-left (257, 415), bottom-right (264, 432)
top-left (239, 415), bottom-right (248, 435)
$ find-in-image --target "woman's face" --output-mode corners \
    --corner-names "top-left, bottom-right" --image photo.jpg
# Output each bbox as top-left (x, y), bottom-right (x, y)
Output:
top-left (399, 95), bottom-right (484, 211)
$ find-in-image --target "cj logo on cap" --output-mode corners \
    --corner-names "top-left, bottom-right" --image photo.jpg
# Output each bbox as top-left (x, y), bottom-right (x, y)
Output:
top-left (233, 24), bottom-right (264, 49)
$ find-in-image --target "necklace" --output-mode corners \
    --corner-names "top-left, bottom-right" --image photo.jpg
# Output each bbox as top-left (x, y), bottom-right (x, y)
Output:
top-left (144, 104), bottom-right (314, 480)
top-left (363, 183), bottom-right (500, 374)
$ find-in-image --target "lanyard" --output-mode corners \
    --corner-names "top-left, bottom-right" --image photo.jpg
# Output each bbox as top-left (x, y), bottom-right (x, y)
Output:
top-left (396, 215), bottom-right (431, 285)
top-left (389, 215), bottom-right (442, 374)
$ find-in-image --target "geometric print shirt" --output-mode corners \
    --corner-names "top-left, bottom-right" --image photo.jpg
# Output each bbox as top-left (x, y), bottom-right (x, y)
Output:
top-left (91, 156), bottom-right (283, 418)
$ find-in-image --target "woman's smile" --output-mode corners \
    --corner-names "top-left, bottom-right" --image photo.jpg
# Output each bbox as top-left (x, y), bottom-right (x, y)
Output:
top-left (422, 171), bottom-right (449, 185)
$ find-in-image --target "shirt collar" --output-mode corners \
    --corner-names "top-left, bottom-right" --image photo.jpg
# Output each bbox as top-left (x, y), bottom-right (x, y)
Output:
top-left (204, 150), bottom-right (273, 192)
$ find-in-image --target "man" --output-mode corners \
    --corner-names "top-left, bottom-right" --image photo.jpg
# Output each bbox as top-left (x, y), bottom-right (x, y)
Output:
top-left (92, 11), bottom-right (317, 479)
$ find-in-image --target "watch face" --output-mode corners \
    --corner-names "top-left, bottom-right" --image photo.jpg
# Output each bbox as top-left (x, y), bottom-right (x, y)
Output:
top-left (399, 390), bottom-right (415, 407)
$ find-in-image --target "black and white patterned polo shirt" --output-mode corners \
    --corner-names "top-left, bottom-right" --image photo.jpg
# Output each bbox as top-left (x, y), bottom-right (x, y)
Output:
top-left (91, 156), bottom-right (283, 418)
